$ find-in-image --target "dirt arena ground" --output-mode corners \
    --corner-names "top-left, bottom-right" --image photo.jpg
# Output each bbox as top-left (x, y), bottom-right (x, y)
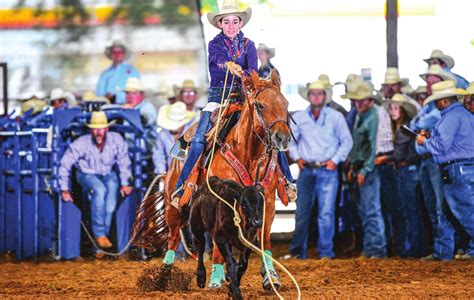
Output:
top-left (1, 244), bottom-right (473, 299)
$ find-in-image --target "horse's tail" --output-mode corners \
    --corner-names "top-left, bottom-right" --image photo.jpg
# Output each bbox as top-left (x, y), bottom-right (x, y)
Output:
top-left (131, 184), bottom-right (168, 251)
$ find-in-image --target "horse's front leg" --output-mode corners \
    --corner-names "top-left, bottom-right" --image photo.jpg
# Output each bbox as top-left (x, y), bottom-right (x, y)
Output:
top-left (259, 193), bottom-right (281, 291)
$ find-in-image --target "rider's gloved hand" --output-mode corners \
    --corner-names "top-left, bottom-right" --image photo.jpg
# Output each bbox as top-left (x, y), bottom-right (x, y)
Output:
top-left (225, 61), bottom-right (243, 77)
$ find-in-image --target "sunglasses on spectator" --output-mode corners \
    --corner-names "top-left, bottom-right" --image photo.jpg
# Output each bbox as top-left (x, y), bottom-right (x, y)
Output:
top-left (180, 91), bottom-right (197, 96)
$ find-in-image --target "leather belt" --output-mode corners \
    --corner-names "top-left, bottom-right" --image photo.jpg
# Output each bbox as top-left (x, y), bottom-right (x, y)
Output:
top-left (304, 162), bottom-right (322, 169)
top-left (440, 158), bottom-right (474, 169)
top-left (420, 153), bottom-right (432, 160)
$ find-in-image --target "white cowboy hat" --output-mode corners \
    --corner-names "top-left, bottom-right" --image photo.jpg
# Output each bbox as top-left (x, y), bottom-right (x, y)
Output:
top-left (298, 80), bottom-right (331, 104)
top-left (207, 0), bottom-right (252, 29)
top-left (105, 41), bottom-right (131, 60)
top-left (85, 111), bottom-right (116, 129)
top-left (157, 101), bottom-right (196, 131)
top-left (423, 49), bottom-right (455, 69)
top-left (341, 81), bottom-right (380, 101)
top-left (423, 80), bottom-right (467, 106)
top-left (419, 64), bottom-right (456, 83)
top-left (384, 93), bottom-right (418, 119)
top-left (383, 67), bottom-right (402, 85)
top-left (257, 43), bottom-right (275, 58)
top-left (414, 85), bottom-right (428, 95)
top-left (173, 79), bottom-right (202, 98)
top-left (124, 77), bottom-right (145, 93)
top-left (339, 74), bottom-right (364, 98)
top-left (318, 74), bottom-right (333, 103)
top-left (48, 88), bottom-right (77, 106)
top-left (82, 91), bottom-right (110, 103)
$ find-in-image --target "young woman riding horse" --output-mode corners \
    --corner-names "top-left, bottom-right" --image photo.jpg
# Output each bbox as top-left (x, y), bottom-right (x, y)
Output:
top-left (164, 0), bottom-right (296, 290)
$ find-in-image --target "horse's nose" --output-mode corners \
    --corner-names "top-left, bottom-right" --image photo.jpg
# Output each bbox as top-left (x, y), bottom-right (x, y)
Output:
top-left (252, 219), bottom-right (263, 228)
top-left (273, 132), bottom-right (290, 150)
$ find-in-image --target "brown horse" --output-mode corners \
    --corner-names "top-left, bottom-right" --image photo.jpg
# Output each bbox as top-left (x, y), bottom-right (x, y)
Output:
top-left (134, 69), bottom-right (291, 290)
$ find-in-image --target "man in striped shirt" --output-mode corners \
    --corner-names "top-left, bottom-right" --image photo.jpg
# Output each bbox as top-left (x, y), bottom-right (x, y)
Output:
top-left (59, 112), bottom-right (133, 249)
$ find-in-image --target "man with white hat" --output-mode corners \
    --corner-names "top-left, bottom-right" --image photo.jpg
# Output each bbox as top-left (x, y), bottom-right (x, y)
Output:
top-left (59, 111), bottom-right (133, 249)
top-left (284, 80), bottom-right (352, 260)
top-left (413, 85), bottom-right (429, 107)
top-left (257, 43), bottom-right (278, 79)
top-left (48, 88), bottom-right (77, 110)
top-left (153, 102), bottom-right (196, 175)
top-left (96, 41), bottom-right (140, 104)
top-left (424, 49), bottom-right (469, 89)
top-left (382, 67), bottom-right (421, 111)
top-left (344, 81), bottom-right (387, 258)
top-left (416, 80), bottom-right (474, 260)
top-left (411, 65), bottom-right (457, 260)
top-left (173, 79), bottom-right (202, 121)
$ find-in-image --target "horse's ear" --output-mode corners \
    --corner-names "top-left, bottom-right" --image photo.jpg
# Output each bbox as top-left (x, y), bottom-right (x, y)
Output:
top-left (270, 69), bottom-right (281, 89)
top-left (251, 70), bottom-right (260, 89)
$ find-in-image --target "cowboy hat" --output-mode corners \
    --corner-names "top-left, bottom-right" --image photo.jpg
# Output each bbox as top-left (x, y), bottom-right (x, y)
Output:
top-left (341, 81), bottom-right (380, 101)
top-left (207, 0), bottom-right (252, 29)
top-left (82, 91), bottom-right (110, 103)
top-left (105, 41), bottom-right (130, 60)
top-left (48, 88), bottom-right (77, 106)
top-left (384, 93), bottom-right (418, 119)
top-left (318, 74), bottom-right (333, 103)
top-left (383, 67), bottom-right (402, 85)
top-left (173, 79), bottom-right (202, 98)
top-left (17, 95), bottom-right (44, 102)
top-left (339, 74), bottom-right (364, 97)
top-left (20, 98), bottom-right (47, 115)
top-left (85, 111), bottom-right (116, 129)
top-left (257, 43), bottom-right (275, 58)
top-left (157, 101), bottom-right (196, 131)
top-left (124, 77), bottom-right (145, 93)
top-left (423, 49), bottom-right (455, 69)
top-left (423, 80), bottom-right (467, 106)
top-left (414, 85), bottom-right (428, 95)
top-left (298, 80), bottom-right (330, 103)
top-left (419, 64), bottom-right (456, 83)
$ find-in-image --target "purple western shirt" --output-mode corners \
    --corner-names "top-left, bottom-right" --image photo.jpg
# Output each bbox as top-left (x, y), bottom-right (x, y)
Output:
top-left (208, 31), bottom-right (258, 88)
top-left (59, 131), bottom-right (132, 190)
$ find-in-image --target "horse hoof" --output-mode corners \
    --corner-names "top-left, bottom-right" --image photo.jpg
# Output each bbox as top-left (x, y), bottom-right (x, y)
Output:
top-left (197, 282), bottom-right (206, 289)
top-left (262, 270), bottom-right (281, 291)
top-left (208, 282), bottom-right (222, 289)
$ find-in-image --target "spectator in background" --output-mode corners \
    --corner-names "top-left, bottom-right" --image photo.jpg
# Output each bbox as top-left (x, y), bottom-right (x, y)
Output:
top-left (96, 41), bottom-right (140, 104)
top-left (153, 102), bottom-right (196, 175)
top-left (382, 67), bottom-right (421, 111)
top-left (257, 43), bottom-right (278, 79)
top-left (122, 77), bottom-right (158, 163)
top-left (379, 93), bottom-right (424, 258)
top-left (59, 111), bottom-right (133, 249)
top-left (413, 85), bottom-right (429, 107)
top-left (416, 80), bottom-right (474, 260)
top-left (47, 88), bottom-right (77, 110)
top-left (173, 79), bottom-right (202, 122)
top-left (411, 65), bottom-right (456, 260)
top-left (423, 49), bottom-right (469, 89)
top-left (17, 95), bottom-right (47, 116)
top-left (463, 82), bottom-right (474, 114)
top-left (284, 80), bottom-right (352, 260)
top-left (344, 81), bottom-right (387, 259)
top-left (342, 74), bottom-right (364, 131)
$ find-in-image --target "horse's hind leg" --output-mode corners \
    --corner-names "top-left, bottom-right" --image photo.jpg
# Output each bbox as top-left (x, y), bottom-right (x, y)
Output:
top-left (259, 199), bottom-right (281, 291)
top-left (215, 237), bottom-right (242, 300)
top-left (163, 224), bottom-right (181, 265)
top-left (192, 228), bottom-right (207, 288)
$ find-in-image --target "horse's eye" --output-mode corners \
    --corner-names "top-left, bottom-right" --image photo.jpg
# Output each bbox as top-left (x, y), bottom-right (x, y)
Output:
top-left (256, 103), bottom-right (264, 112)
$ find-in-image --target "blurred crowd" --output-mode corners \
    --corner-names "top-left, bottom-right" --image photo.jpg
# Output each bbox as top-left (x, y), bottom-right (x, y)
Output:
top-left (12, 39), bottom-right (474, 261)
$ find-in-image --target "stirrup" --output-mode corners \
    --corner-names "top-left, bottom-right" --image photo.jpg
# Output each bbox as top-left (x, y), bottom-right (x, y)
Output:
top-left (285, 181), bottom-right (298, 202)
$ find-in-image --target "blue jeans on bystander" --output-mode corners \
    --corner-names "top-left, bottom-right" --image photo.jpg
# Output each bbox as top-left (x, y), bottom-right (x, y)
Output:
top-left (289, 167), bottom-right (339, 258)
top-left (77, 171), bottom-right (120, 238)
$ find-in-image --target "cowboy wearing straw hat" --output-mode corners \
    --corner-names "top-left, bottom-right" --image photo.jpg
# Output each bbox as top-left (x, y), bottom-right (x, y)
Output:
top-left (153, 102), bottom-right (196, 175)
top-left (344, 81), bottom-right (388, 259)
top-left (463, 82), bottom-right (474, 114)
top-left (59, 111), bottom-right (133, 249)
top-left (376, 93), bottom-right (424, 257)
top-left (416, 80), bottom-right (474, 260)
top-left (81, 91), bottom-right (110, 112)
top-left (257, 43), bottom-right (279, 79)
top-left (96, 41), bottom-right (140, 104)
top-left (173, 79), bottom-right (202, 116)
top-left (424, 49), bottom-right (469, 89)
top-left (411, 65), bottom-right (461, 261)
top-left (412, 85), bottom-right (428, 107)
top-left (382, 67), bottom-right (421, 111)
top-left (17, 95), bottom-right (47, 116)
top-left (282, 80), bottom-right (352, 260)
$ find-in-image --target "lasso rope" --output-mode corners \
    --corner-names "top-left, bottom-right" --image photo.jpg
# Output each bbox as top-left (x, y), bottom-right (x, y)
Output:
top-left (204, 67), bottom-right (301, 300)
